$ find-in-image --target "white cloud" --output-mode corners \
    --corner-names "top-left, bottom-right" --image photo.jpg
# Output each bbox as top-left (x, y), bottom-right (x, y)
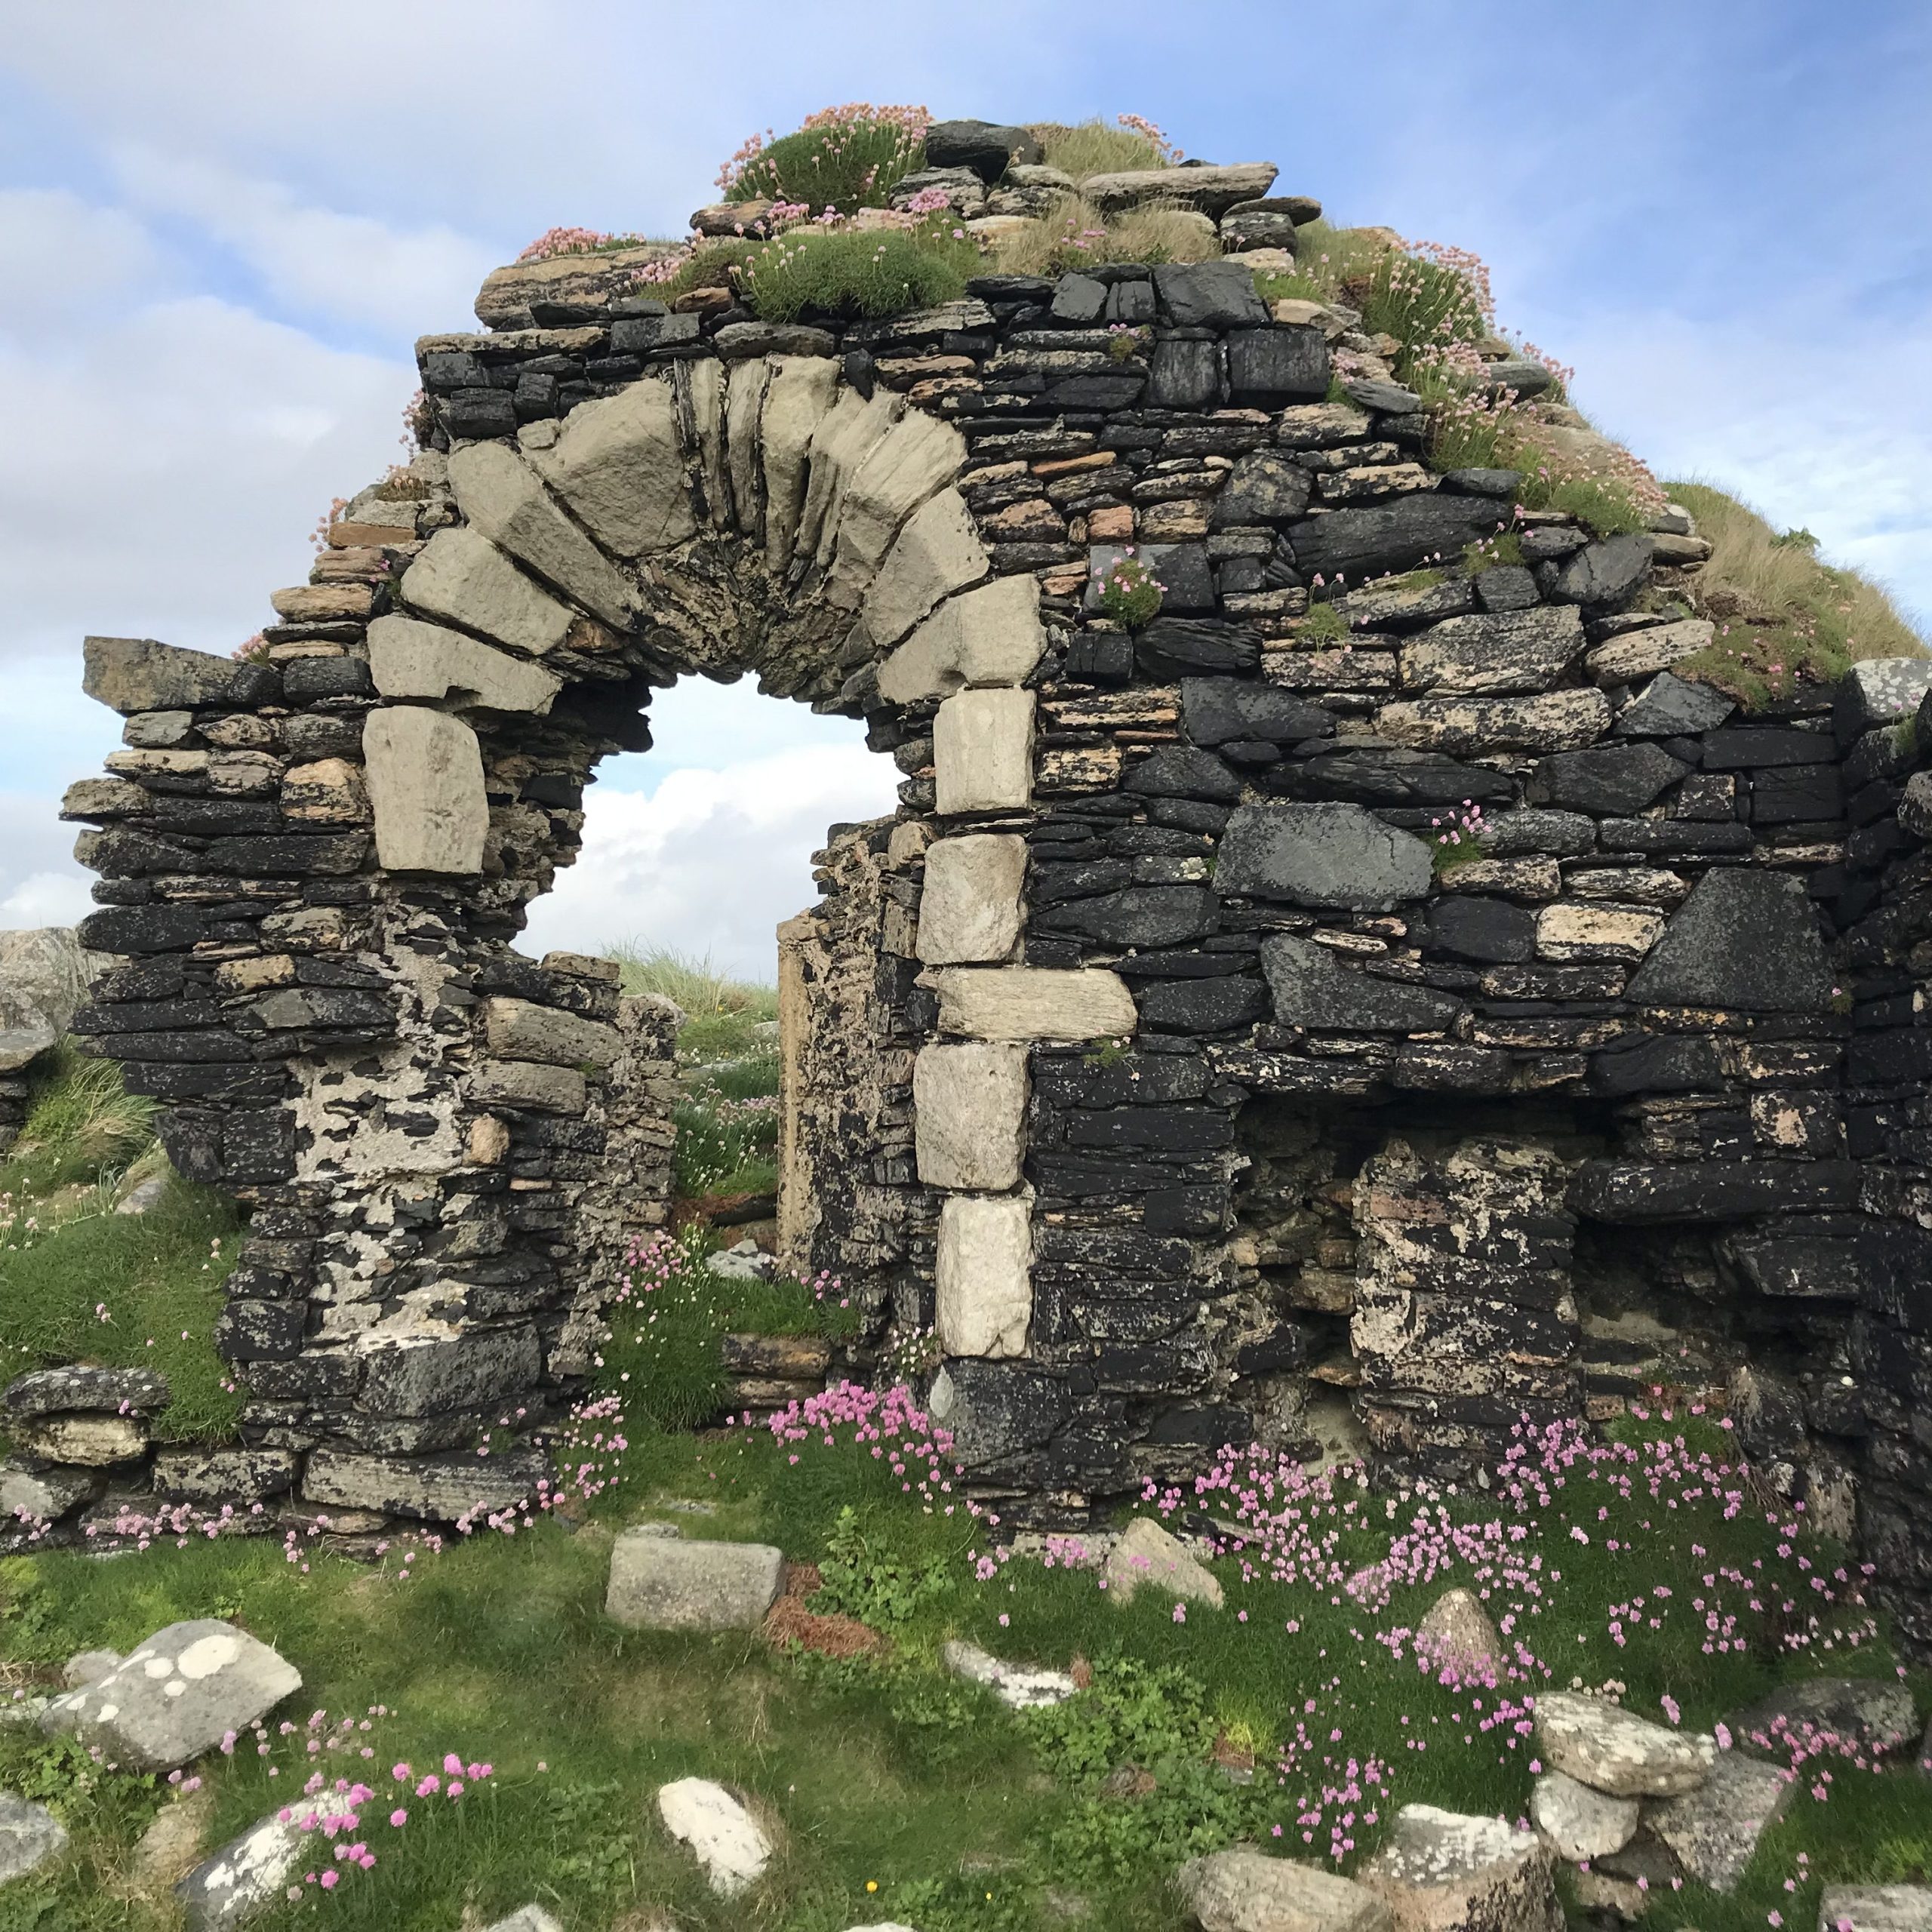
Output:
top-left (520, 742), bottom-right (901, 980)
top-left (0, 187), bottom-right (165, 337)
top-left (0, 872), bottom-right (93, 931)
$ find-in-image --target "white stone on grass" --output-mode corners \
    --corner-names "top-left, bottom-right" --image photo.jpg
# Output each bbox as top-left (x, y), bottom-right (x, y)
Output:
top-left (1414, 1588), bottom-right (1505, 1680)
top-left (362, 707), bottom-right (488, 874)
top-left (399, 526), bottom-right (575, 657)
top-left (915, 1042), bottom-right (1028, 1192)
top-left (174, 1813), bottom-right (304, 1930)
top-left (1820, 1887), bottom-right (1932, 1932)
top-left (367, 614), bottom-right (561, 714)
top-left (942, 1638), bottom-right (1078, 1709)
top-left (936, 1194), bottom-right (1033, 1358)
top-left (1651, 1746), bottom-right (1791, 1893)
top-left (605, 1532), bottom-right (784, 1630)
top-left (42, 1620), bottom-right (301, 1774)
top-left (1532, 1690), bottom-right (1715, 1798)
top-left (656, 1777), bottom-right (773, 1897)
top-left (1360, 1804), bottom-right (1558, 1932)
top-left (926, 966), bottom-right (1136, 1044)
top-left (481, 1908), bottom-right (566, 1932)
top-left (934, 687), bottom-right (1035, 813)
top-left (915, 833), bottom-right (1027, 965)
top-left (0, 1792), bottom-right (68, 1887)
top-left (1529, 1769), bottom-right (1638, 1862)
top-left (1102, 1516), bottom-right (1224, 1611)
top-left (450, 441), bottom-right (634, 628)
top-left (1178, 1847), bottom-right (1394, 1932)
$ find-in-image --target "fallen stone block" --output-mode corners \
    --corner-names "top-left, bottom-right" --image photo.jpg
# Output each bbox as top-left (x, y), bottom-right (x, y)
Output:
top-left (1102, 1515), bottom-right (1223, 1610)
top-left (656, 1777), bottom-right (774, 1897)
top-left (606, 1531), bottom-right (785, 1630)
top-left (1532, 1690), bottom-right (1715, 1798)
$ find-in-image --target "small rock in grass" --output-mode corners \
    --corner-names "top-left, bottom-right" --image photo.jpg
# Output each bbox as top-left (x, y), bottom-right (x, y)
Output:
top-left (42, 1619), bottom-right (301, 1774)
top-left (657, 1777), bottom-right (773, 1897)
top-left (174, 1814), bottom-right (304, 1930)
top-left (708, 1238), bottom-right (778, 1281)
top-left (1651, 1749), bottom-right (1792, 1894)
top-left (943, 1638), bottom-right (1079, 1709)
top-left (841, 1925), bottom-right (921, 1932)
top-left (1724, 1677), bottom-right (1918, 1763)
top-left (131, 1784), bottom-right (215, 1892)
top-left (1818, 1887), bottom-right (1932, 1932)
top-left (481, 1909), bottom-right (565, 1932)
top-left (1359, 1804), bottom-right (1558, 1932)
top-left (0, 1694), bottom-right (50, 1729)
top-left (1529, 1769), bottom-right (1637, 1861)
top-left (0, 1792), bottom-right (69, 1887)
top-left (1101, 1516), bottom-right (1223, 1610)
top-left (1571, 1869), bottom-right (1646, 1921)
top-left (1178, 1847), bottom-right (1394, 1932)
top-left (605, 1531), bottom-right (783, 1630)
top-left (1531, 1690), bottom-right (1714, 1798)
top-left (63, 1647), bottom-right (122, 1688)
top-left (1414, 1588), bottom-right (1505, 1680)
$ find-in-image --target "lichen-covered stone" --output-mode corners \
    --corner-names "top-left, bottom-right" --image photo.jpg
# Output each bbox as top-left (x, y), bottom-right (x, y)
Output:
top-left (1178, 1847), bottom-right (1393, 1932)
top-left (606, 1533), bottom-right (783, 1629)
top-left (1532, 1691), bottom-right (1715, 1798)
top-left (1360, 1804), bottom-right (1560, 1932)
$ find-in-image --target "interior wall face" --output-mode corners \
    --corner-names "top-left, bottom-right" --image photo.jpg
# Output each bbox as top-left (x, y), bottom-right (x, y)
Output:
top-left (56, 255), bottom-right (1932, 1642)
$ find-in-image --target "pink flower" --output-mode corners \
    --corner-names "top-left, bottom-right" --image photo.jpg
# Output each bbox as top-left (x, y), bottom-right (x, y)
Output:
top-left (389, 1809), bottom-right (407, 1828)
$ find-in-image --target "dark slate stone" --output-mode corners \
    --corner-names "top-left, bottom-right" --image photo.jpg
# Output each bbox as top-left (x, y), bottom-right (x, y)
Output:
top-left (1181, 678), bottom-right (1332, 747)
top-left (1599, 818), bottom-right (1755, 855)
top-left (214, 1298), bottom-right (306, 1362)
top-left (1261, 934), bottom-right (1463, 1032)
top-left (1220, 207), bottom-right (1300, 250)
top-left (1527, 743), bottom-right (1688, 814)
top-left (1218, 802), bottom-right (1433, 909)
top-left (76, 905), bottom-right (206, 955)
top-left (205, 834), bottom-right (369, 876)
top-left (1288, 751), bottom-right (1515, 808)
top-left (1033, 1051), bottom-right (1211, 1107)
top-left (440, 389), bottom-right (517, 439)
top-left (1550, 534), bottom-right (1654, 608)
top-left (1121, 745), bottom-right (1242, 804)
top-left (1050, 273), bottom-right (1108, 325)
top-left (1570, 1159), bottom-right (1861, 1223)
top-left (1147, 337), bottom-right (1220, 409)
top-left (1113, 948), bottom-right (1249, 980)
top-left (1626, 869), bottom-right (1832, 1011)
top-left (1287, 493), bottom-right (1512, 584)
top-left (1226, 327), bottom-right (1329, 402)
top-left (712, 321), bottom-right (837, 359)
top-left (1424, 895), bottom-right (1535, 963)
top-left (1752, 764), bottom-right (1844, 825)
top-left (1151, 798), bottom-right (1232, 834)
top-left (1615, 672), bottom-right (1736, 739)
top-left (1444, 468), bottom-right (1522, 498)
top-left (1053, 1105), bottom-right (1235, 1153)
top-left (1343, 377), bottom-right (1423, 414)
top-left (1475, 565), bottom-right (1540, 613)
top-left (610, 312), bottom-right (701, 354)
top-left (1587, 1035), bottom-right (1726, 1096)
top-left (967, 275), bottom-right (1055, 303)
top-left (1700, 726), bottom-right (1837, 769)
top-left (924, 119), bottom-right (1042, 180)
top-left (1211, 449), bottom-right (1313, 528)
top-left (1153, 262), bottom-right (1270, 329)
top-left (1106, 278), bottom-right (1156, 324)
top-left (932, 1360), bottom-right (1072, 1473)
top-left (281, 656), bottom-right (374, 703)
top-left (1134, 617), bottom-right (1260, 680)
top-left (82, 635), bottom-right (280, 715)
top-left (1034, 886), bottom-right (1217, 947)
top-left (1140, 542), bottom-right (1217, 614)
top-left (1135, 975), bottom-right (1269, 1034)
top-left (4, 1366), bottom-right (169, 1417)
top-left (1063, 632), bottom-right (1134, 685)
top-left (1844, 724), bottom-right (1915, 789)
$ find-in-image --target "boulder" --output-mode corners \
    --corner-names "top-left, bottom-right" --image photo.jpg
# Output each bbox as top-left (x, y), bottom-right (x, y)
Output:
top-left (1583, 617), bottom-right (1714, 685)
top-left (82, 635), bottom-right (277, 715)
top-left (1626, 869), bottom-right (1832, 1012)
top-left (0, 1792), bottom-right (68, 1887)
top-left (605, 1532), bottom-right (784, 1630)
top-left (1650, 1748), bottom-right (1792, 1893)
top-left (481, 995), bottom-right (622, 1068)
top-left (482, 1910), bottom-right (565, 1932)
top-left (1178, 1847), bottom-right (1394, 1932)
top-left (656, 1777), bottom-right (773, 1897)
top-left (1531, 1690), bottom-right (1715, 1798)
top-left (924, 118), bottom-right (1042, 179)
top-left (1217, 803), bottom-right (1432, 909)
top-left (1526, 743), bottom-right (1687, 815)
top-left (1414, 1587), bottom-right (1506, 1679)
top-left (1528, 1769), bottom-right (1637, 1861)
top-left (1374, 690), bottom-right (1611, 756)
top-left (1820, 1888), bottom-right (1932, 1932)
top-left (1182, 678), bottom-right (1333, 748)
top-left (0, 1462), bottom-right (100, 1522)
top-left (1102, 1515), bottom-right (1223, 1609)
top-left (1835, 658), bottom-right (1932, 740)
top-left (40, 1620), bottom-right (301, 1773)
top-left (1723, 1676), bottom-right (1918, 1761)
top-left (63, 1648), bottom-right (123, 1688)
top-left (11, 1413), bottom-right (148, 1465)
top-left (941, 1638), bottom-right (1078, 1709)
top-left (1153, 260), bottom-right (1272, 328)
top-left (1360, 1804), bottom-right (1559, 1932)
top-left (1262, 935), bottom-right (1463, 1034)
top-left (1614, 669), bottom-right (1735, 738)
top-left (0, 929), bottom-right (100, 1067)
top-left (301, 1446), bottom-right (548, 1521)
top-left (174, 1813), bottom-right (305, 1930)
top-left (1288, 494), bottom-right (1507, 583)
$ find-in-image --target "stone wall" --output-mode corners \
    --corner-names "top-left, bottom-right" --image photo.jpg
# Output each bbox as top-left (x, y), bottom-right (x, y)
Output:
top-left (44, 200), bottom-right (1932, 1639)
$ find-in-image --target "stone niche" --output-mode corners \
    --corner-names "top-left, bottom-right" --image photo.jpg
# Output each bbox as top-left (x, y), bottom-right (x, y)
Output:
top-left (46, 229), bottom-right (1932, 1656)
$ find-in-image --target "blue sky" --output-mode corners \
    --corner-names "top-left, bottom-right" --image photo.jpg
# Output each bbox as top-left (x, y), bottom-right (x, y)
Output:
top-left (2, 1), bottom-right (1927, 969)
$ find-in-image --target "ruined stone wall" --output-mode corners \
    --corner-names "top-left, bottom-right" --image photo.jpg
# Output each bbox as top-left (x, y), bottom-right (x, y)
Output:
top-left (44, 214), bottom-right (1932, 1641)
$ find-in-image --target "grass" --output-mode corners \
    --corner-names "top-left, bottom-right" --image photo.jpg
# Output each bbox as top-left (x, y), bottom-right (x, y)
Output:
top-left (1027, 120), bottom-right (1171, 181)
top-left (989, 195), bottom-right (1219, 278)
top-left (0, 1045), bottom-right (242, 1445)
top-left (1663, 478), bottom-right (1928, 706)
top-left (2, 1396), bottom-right (1927, 1931)
top-left (724, 114), bottom-right (928, 212)
top-left (649, 219), bottom-right (977, 322)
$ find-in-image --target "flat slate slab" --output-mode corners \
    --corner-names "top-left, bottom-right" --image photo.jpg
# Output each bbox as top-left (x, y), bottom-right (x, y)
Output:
top-left (605, 1531), bottom-right (785, 1630)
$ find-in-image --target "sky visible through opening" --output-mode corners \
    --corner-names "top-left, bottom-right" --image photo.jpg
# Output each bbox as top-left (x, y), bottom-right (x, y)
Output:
top-left (519, 677), bottom-right (899, 983)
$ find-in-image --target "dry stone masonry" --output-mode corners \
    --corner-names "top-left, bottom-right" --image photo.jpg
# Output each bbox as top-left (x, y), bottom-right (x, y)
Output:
top-left (40, 125), bottom-right (1932, 1653)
